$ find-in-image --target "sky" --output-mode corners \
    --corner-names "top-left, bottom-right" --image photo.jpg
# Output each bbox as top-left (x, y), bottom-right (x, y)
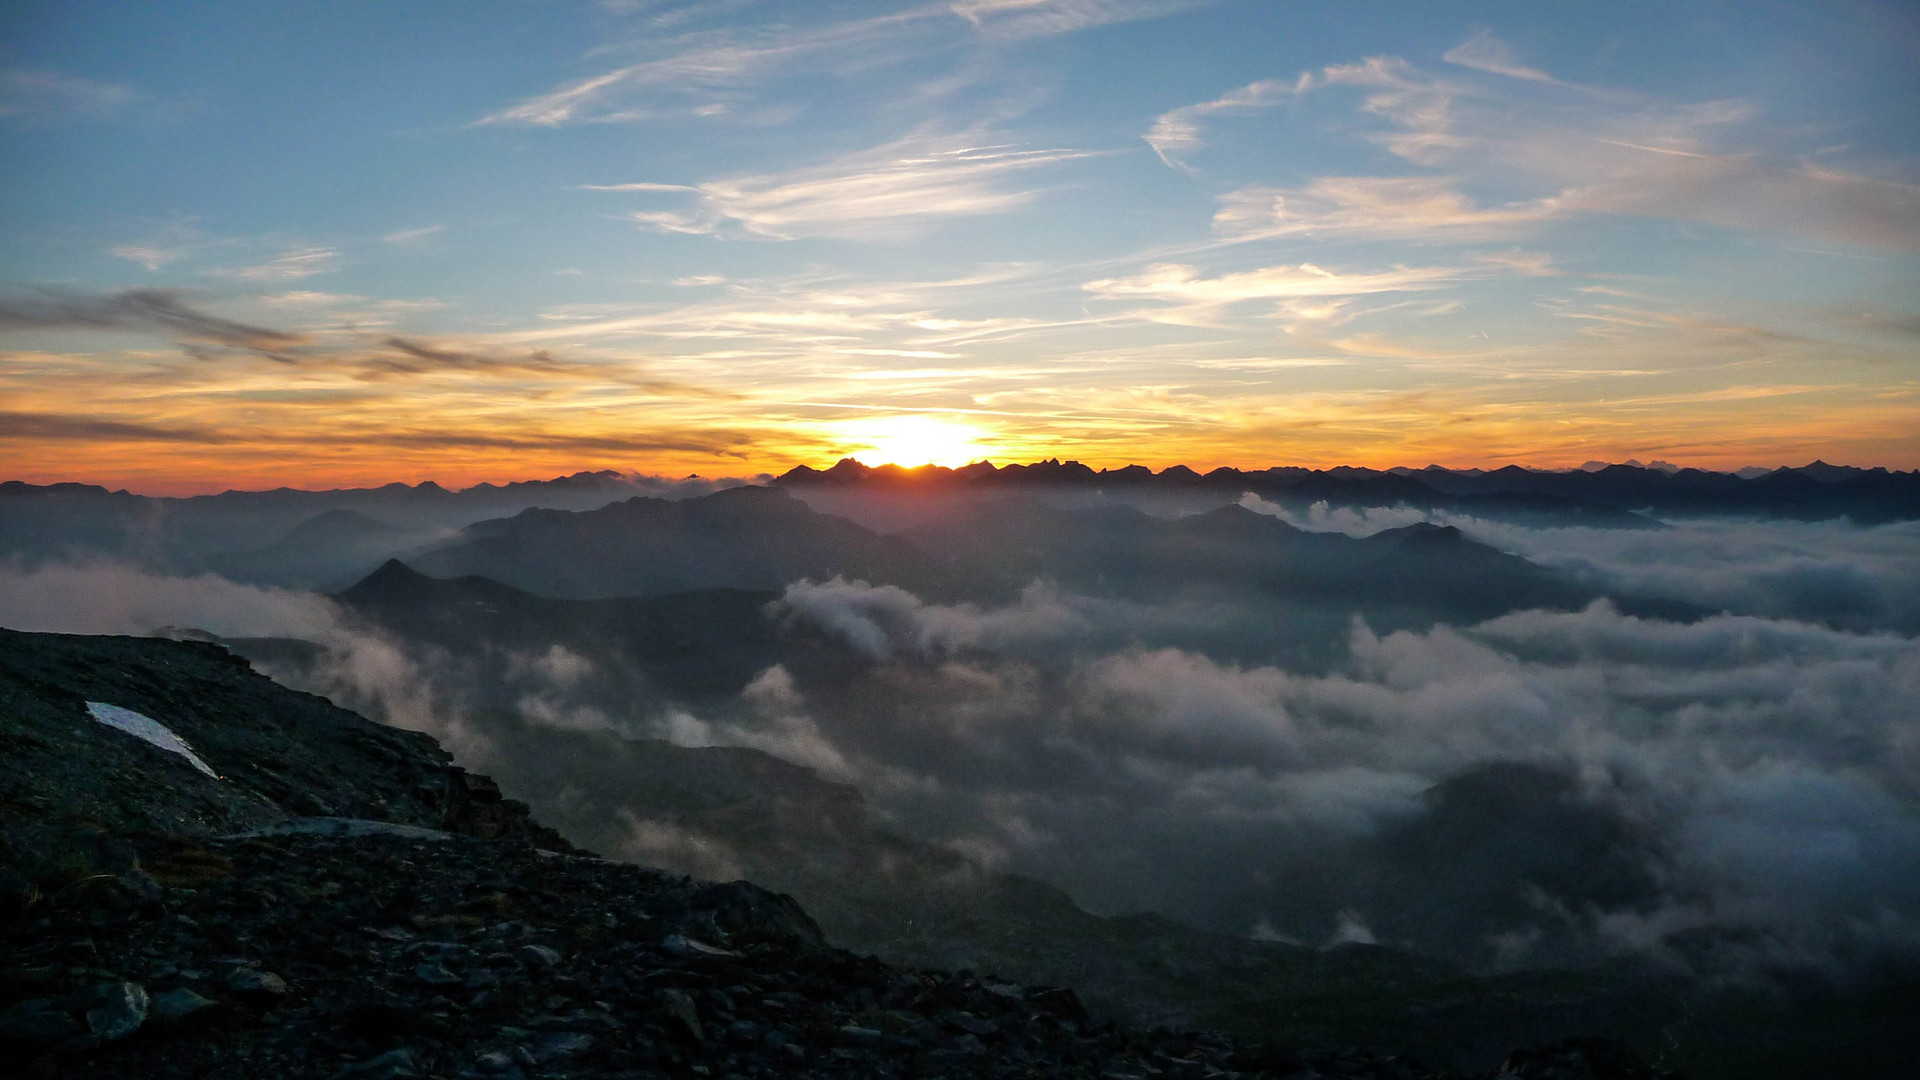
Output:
top-left (2, 0), bottom-right (1917, 493)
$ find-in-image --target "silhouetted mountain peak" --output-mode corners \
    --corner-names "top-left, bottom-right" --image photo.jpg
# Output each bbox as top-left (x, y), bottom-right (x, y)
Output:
top-left (1794, 460), bottom-right (1861, 483)
top-left (1182, 502), bottom-right (1303, 536)
top-left (1002, 458), bottom-right (1098, 483)
top-left (277, 507), bottom-right (402, 542)
top-left (0, 480), bottom-right (120, 498)
top-left (822, 457), bottom-right (872, 482)
top-left (1371, 522), bottom-right (1463, 545)
top-left (703, 482), bottom-right (797, 505)
top-left (338, 558), bottom-right (437, 601)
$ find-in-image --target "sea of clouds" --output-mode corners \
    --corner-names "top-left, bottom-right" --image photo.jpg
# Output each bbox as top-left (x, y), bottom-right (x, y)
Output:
top-left (5, 508), bottom-right (1917, 981)
top-left (756, 576), bottom-right (1920, 976)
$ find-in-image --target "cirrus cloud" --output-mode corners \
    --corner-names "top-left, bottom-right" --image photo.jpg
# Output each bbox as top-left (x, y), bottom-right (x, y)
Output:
top-left (592, 130), bottom-right (1096, 239)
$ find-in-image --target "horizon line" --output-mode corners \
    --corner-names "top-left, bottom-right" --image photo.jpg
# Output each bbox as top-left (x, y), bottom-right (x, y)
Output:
top-left (4, 455), bottom-right (1909, 500)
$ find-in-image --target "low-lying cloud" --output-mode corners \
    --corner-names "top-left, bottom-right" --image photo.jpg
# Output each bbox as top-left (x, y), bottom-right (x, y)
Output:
top-left (8, 526), bottom-right (1918, 984)
top-left (777, 577), bottom-right (1086, 660)
top-left (768, 590), bottom-right (1920, 976)
top-left (1240, 494), bottom-right (1920, 633)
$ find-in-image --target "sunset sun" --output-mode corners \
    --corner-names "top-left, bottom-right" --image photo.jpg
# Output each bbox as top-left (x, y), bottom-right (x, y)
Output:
top-left (844, 415), bottom-right (991, 468)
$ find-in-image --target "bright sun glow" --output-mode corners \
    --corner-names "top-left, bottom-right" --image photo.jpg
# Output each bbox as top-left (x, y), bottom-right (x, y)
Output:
top-left (845, 415), bottom-right (991, 468)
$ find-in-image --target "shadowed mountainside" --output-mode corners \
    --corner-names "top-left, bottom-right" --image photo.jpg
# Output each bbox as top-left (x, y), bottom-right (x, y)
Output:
top-left (897, 498), bottom-right (1600, 615)
top-left (397, 489), bottom-right (1702, 665)
top-left (203, 509), bottom-right (410, 591)
top-left (408, 486), bottom-right (955, 602)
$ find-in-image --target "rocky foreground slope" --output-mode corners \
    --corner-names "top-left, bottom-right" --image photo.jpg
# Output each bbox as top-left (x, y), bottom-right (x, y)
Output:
top-left (0, 628), bottom-right (1674, 1078)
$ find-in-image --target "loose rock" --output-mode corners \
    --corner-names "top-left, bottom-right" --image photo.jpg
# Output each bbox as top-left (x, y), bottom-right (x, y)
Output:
top-left (83, 982), bottom-right (148, 1041)
top-left (226, 968), bottom-right (289, 998)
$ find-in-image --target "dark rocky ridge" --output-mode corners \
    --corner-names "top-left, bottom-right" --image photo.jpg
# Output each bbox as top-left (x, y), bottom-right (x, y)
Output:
top-left (0, 628), bottom-right (571, 859)
top-left (0, 628), bottom-right (1680, 1078)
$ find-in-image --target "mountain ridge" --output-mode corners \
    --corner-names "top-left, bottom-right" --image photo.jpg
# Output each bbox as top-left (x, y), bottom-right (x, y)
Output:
top-left (774, 458), bottom-right (1920, 523)
top-left (409, 486), bottom-right (956, 601)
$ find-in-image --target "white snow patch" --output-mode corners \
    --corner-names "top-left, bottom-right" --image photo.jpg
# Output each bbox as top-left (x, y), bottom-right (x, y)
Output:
top-left (85, 702), bottom-right (220, 779)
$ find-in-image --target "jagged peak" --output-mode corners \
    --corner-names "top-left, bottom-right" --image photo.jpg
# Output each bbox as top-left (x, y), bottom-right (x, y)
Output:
top-left (337, 558), bottom-right (435, 598)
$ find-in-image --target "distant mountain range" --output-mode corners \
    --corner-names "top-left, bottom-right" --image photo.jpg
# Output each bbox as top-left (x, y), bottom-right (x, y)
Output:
top-left (0, 470), bottom-right (744, 588)
top-left (397, 487), bottom-right (1699, 661)
top-left (5, 458), bottom-right (1916, 612)
top-left (775, 458), bottom-right (1920, 524)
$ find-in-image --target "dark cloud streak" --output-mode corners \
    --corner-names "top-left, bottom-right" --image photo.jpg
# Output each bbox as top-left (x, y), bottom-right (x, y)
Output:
top-left (0, 287), bottom-right (306, 356)
top-left (374, 336), bottom-right (741, 398)
top-left (0, 410), bottom-right (231, 444)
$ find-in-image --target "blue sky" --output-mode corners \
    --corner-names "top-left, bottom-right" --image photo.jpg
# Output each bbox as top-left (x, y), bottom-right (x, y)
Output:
top-left (2, 0), bottom-right (1917, 491)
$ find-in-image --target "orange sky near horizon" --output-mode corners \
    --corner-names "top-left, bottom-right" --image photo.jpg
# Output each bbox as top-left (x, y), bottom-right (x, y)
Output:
top-left (8, 387), bottom-right (1915, 497)
top-left (5, 4), bottom-right (1917, 497)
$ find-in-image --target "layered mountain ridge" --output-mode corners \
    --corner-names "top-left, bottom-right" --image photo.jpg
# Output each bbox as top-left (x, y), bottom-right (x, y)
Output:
top-left (8, 458), bottom-right (1915, 601)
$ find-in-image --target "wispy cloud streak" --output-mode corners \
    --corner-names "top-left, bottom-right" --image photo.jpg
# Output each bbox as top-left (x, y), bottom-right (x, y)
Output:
top-left (1212, 177), bottom-right (1559, 239)
top-left (1145, 76), bottom-right (1303, 171)
top-left (1306, 49), bottom-right (1920, 250)
top-left (482, 1), bottom-right (1205, 126)
top-left (1440, 29), bottom-right (1557, 83)
top-left (598, 130), bottom-right (1094, 238)
top-left (0, 68), bottom-right (135, 123)
top-left (215, 247), bottom-right (341, 282)
top-left (1084, 261), bottom-right (1469, 326)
